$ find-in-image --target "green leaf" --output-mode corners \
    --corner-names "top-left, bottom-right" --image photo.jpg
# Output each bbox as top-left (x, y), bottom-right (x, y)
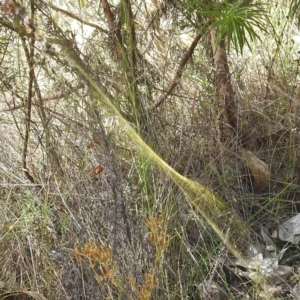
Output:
top-left (183, 1), bottom-right (270, 54)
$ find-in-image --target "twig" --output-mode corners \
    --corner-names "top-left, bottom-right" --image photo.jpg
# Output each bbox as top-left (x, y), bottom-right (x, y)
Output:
top-left (151, 26), bottom-right (207, 110)
top-left (101, 0), bottom-right (123, 59)
top-left (2, 86), bottom-right (83, 112)
top-left (38, 0), bottom-right (109, 34)
top-left (21, 0), bottom-right (35, 183)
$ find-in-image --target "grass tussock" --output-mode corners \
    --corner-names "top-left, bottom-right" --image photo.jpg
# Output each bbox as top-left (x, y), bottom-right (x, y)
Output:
top-left (1, 0), bottom-right (300, 299)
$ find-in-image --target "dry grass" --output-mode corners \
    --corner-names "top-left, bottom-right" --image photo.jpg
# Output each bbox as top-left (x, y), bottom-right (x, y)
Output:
top-left (1, 0), bottom-right (300, 299)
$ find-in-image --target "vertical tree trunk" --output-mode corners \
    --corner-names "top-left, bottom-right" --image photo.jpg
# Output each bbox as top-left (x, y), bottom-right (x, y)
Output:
top-left (210, 28), bottom-right (238, 141)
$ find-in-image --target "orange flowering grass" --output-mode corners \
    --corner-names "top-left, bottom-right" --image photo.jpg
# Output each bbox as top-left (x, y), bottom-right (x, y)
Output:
top-left (126, 212), bottom-right (170, 300)
top-left (144, 212), bottom-right (169, 254)
top-left (74, 241), bottom-right (117, 285)
top-left (73, 213), bottom-right (170, 299)
top-left (128, 268), bottom-right (157, 300)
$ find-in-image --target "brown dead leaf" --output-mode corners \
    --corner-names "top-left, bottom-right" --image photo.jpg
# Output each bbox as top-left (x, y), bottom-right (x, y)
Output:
top-left (92, 165), bottom-right (103, 175)
top-left (242, 149), bottom-right (270, 193)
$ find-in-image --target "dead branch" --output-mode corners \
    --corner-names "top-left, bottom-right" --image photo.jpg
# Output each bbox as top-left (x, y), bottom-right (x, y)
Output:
top-left (151, 27), bottom-right (207, 110)
top-left (38, 0), bottom-right (109, 33)
top-left (2, 87), bottom-right (82, 112)
top-left (101, 0), bottom-right (123, 59)
top-left (21, 2), bottom-right (35, 184)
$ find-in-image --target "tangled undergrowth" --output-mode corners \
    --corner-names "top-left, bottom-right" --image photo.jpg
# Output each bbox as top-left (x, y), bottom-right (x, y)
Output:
top-left (1, 0), bottom-right (300, 299)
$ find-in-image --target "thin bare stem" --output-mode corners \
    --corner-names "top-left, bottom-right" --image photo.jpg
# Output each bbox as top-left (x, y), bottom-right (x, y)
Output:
top-left (151, 25), bottom-right (208, 110)
top-left (21, 0), bottom-right (35, 183)
top-left (38, 0), bottom-right (109, 33)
